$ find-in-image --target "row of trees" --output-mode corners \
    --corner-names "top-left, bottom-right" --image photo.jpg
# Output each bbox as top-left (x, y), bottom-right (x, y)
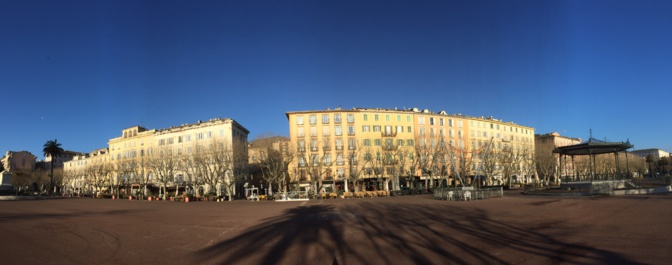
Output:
top-left (272, 134), bottom-right (651, 193)
top-left (63, 139), bottom-right (248, 201)
top-left (287, 135), bottom-right (539, 194)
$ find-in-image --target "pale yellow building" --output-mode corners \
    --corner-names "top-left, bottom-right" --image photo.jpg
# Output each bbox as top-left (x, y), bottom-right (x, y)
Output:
top-left (63, 148), bottom-right (109, 195)
top-left (535, 132), bottom-right (582, 182)
top-left (631, 148), bottom-right (670, 160)
top-left (64, 117), bottom-right (249, 198)
top-left (1, 150), bottom-right (37, 173)
top-left (286, 107), bottom-right (535, 193)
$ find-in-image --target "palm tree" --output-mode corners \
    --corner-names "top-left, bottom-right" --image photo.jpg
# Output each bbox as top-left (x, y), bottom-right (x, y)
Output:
top-left (43, 139), bottom-right (64, 195)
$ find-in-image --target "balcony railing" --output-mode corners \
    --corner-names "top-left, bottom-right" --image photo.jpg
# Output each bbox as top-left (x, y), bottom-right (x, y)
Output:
top-left (381, 131), bottom-right (397, 137)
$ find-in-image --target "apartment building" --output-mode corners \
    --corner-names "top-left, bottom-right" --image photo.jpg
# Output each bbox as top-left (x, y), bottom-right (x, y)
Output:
top-left (1, 150), bottom-right (37, 172)
top-left (286, 107), bottom-right (535, 193)
top-left (631, 148), bottom-right (670, 160)
top-left (535, 132), bottom-right (582, 181)
top-left (62, 148), bottom-right (109, 195)
top-left (45, 150), bottom-right (85, 170)
top-left (64, 117), bottom-right (249, 197)
top-left (248, 136), bottom-right (290, 164)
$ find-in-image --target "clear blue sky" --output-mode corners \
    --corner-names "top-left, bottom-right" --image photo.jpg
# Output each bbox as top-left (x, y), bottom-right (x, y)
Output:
top-left (1, 0), bottom-right (671, 159)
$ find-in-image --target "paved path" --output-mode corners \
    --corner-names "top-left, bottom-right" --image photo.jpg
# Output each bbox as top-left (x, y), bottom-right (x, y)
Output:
top-left (1, 193), bottom-right (671, 264)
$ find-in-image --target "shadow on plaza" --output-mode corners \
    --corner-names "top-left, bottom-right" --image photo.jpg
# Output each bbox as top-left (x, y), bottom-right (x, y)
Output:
top-left (0, 209), bottom-right (144, 221)
top-left (196, 202), bottom-right (636, 265)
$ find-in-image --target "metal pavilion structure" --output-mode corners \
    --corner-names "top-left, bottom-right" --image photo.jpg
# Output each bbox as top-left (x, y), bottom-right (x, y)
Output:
top-left (553, 135), bottom-right (634, 181)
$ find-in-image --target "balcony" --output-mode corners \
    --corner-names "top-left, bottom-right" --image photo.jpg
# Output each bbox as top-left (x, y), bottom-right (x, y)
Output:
top-left (382, 145), bottom-right (397, 151)
top-left (335, 145), bottom-right (343, 150)
top-left (322, 146), bottom-right (331, 151)
top-left (381, 131), bottom-right (397, 137)
top-left (348, 145), bottom-right (357, 150)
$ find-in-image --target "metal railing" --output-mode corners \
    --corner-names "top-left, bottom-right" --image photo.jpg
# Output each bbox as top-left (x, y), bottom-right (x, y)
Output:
top-left (433, 187), bottom-right (503, 200)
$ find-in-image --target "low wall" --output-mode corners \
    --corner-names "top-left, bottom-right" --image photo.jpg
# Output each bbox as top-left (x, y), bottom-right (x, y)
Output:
top-left (612, 186), bottom-right (672, 195)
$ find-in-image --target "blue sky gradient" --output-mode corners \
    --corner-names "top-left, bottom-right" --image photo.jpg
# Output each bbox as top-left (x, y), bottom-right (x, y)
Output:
top-left (1, 0), bottom-right (670, 159)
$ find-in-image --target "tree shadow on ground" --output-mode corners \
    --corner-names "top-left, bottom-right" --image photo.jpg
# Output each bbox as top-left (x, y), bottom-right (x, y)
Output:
top-left (196, 202), bottom-right (636, 265)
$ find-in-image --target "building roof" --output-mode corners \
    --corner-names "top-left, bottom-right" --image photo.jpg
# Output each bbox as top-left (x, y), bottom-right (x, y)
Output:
top-left (553, 138), bottom-right (633, 155)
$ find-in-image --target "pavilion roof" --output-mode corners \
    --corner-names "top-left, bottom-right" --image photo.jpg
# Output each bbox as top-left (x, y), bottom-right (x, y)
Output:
top-left (553, 138), bottom-right (633, 156)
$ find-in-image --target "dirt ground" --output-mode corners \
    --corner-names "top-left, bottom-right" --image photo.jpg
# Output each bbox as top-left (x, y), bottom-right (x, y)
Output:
top-left (1, 191), bottom-right (671, 265)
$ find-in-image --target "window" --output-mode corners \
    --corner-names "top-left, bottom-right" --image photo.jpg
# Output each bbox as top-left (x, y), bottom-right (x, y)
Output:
top-left (396, 126), bottom-right (403, 133)
top-left (420, 127), bottom-right (426, 136)
top-left (309, 115), bottom-right (316, 124)
top-left (397, 139), bottom-right (404, 146)
top-left (334, 126), bottom-right (342, 136)
top-left (386, 115), bottom-right (390, 121)
top-left (311, 140), bottom-right (317, 151)
top-left (374, 139), bottom-right (381, 146)
top-left (336, 139), bottom-right (343, 150)
top-left (347, 114), bottom-right (354, 123)
top-left (373, 125), bottom-right (381, 132)
top-left (298, 140), bottom-right (306, 151)
top-left (407, 115), bottom-right (411, 122)
top-left (197, 133), bottom-right (204, 140)
top-left (322, 114), bottom-right (329, 124)
top-left (310, 127), bottom-right (317, 137)
top-left (324, 154), bottom-right (331, 165)
top-left (407, 126), bottom-right (412, 133)
top-left (168, 138), bottom-right (174, 144)
top-left (207, 131), bottom-right (213, 139)
top-left (385, 139), bottom-right (393, 148)
top-left (348, 138), bottom-right (356, 149)
top-left (159, 139), bottom-right (165, 145)
top-left (334, 114), bottom-right (342, 123)
top-left (297, 127), bottom-right (304, 137)
top-left (178, 136), bottom-right (182, 143)
top-left (429, 117), bottom-right (434, 125)
top-left (407, 139), bottom-right (414, 146)
top-left (347, 126), bottom-right (355, 135)
top-left (440, 118), bottom-right (444, 126)
top-left (296, 116), bottom-right (304, 125)
top-left (186, 135), bottom-right (191, 142)
top-left (364, 139), bottom-right (371, 146)
top-left (397, 115), bottom-right (401, 122)
top-left (448, 119), bottom-right (453, 127)
top-left (362, 125), bottom-right (370, 132)
top-left (374, 114), bottom-right (379, 121)
top-left (336, 154), bottom-right (344, 165)
top-left (363, 114), bottom-right (368, 121)
top-left (418, 117), bottom-right (425, 125)
top-left (323, 127), bottom-right (330, 136)
top-left (385, 125), bottom-right (393, 134)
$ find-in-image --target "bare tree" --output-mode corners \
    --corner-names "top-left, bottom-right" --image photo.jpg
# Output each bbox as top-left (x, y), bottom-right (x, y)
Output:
top-left (86, 160), bottom-right (111, 196)
top-left (179, 146), bottom-right (201, 197)
top-left (295, 139), bottom-right (333, 196)
top-left (258, 143), bottom-right (293, 196)
top-left (146, 147), bottom-right (178, 200)
top-left (219, 139), bottom-right (248, 201)
top-left (412, 136), bottom-right (441, 190)
top-left (520, 146), bottom-right (537, 185)
top-left (499, 144), bottom-right (524, 188)
top-left (345, 141), bottom-right (368, 192)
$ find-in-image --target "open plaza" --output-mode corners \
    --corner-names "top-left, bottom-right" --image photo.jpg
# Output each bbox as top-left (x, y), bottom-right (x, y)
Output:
top-left (1, 191), bottom-right (671, 265)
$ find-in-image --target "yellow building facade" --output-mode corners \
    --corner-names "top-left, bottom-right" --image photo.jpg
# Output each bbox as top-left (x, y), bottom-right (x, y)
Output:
top-left (64, 117), bottom-right (249, 197)
top-left (286, 107), bottom-right (535, 192)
